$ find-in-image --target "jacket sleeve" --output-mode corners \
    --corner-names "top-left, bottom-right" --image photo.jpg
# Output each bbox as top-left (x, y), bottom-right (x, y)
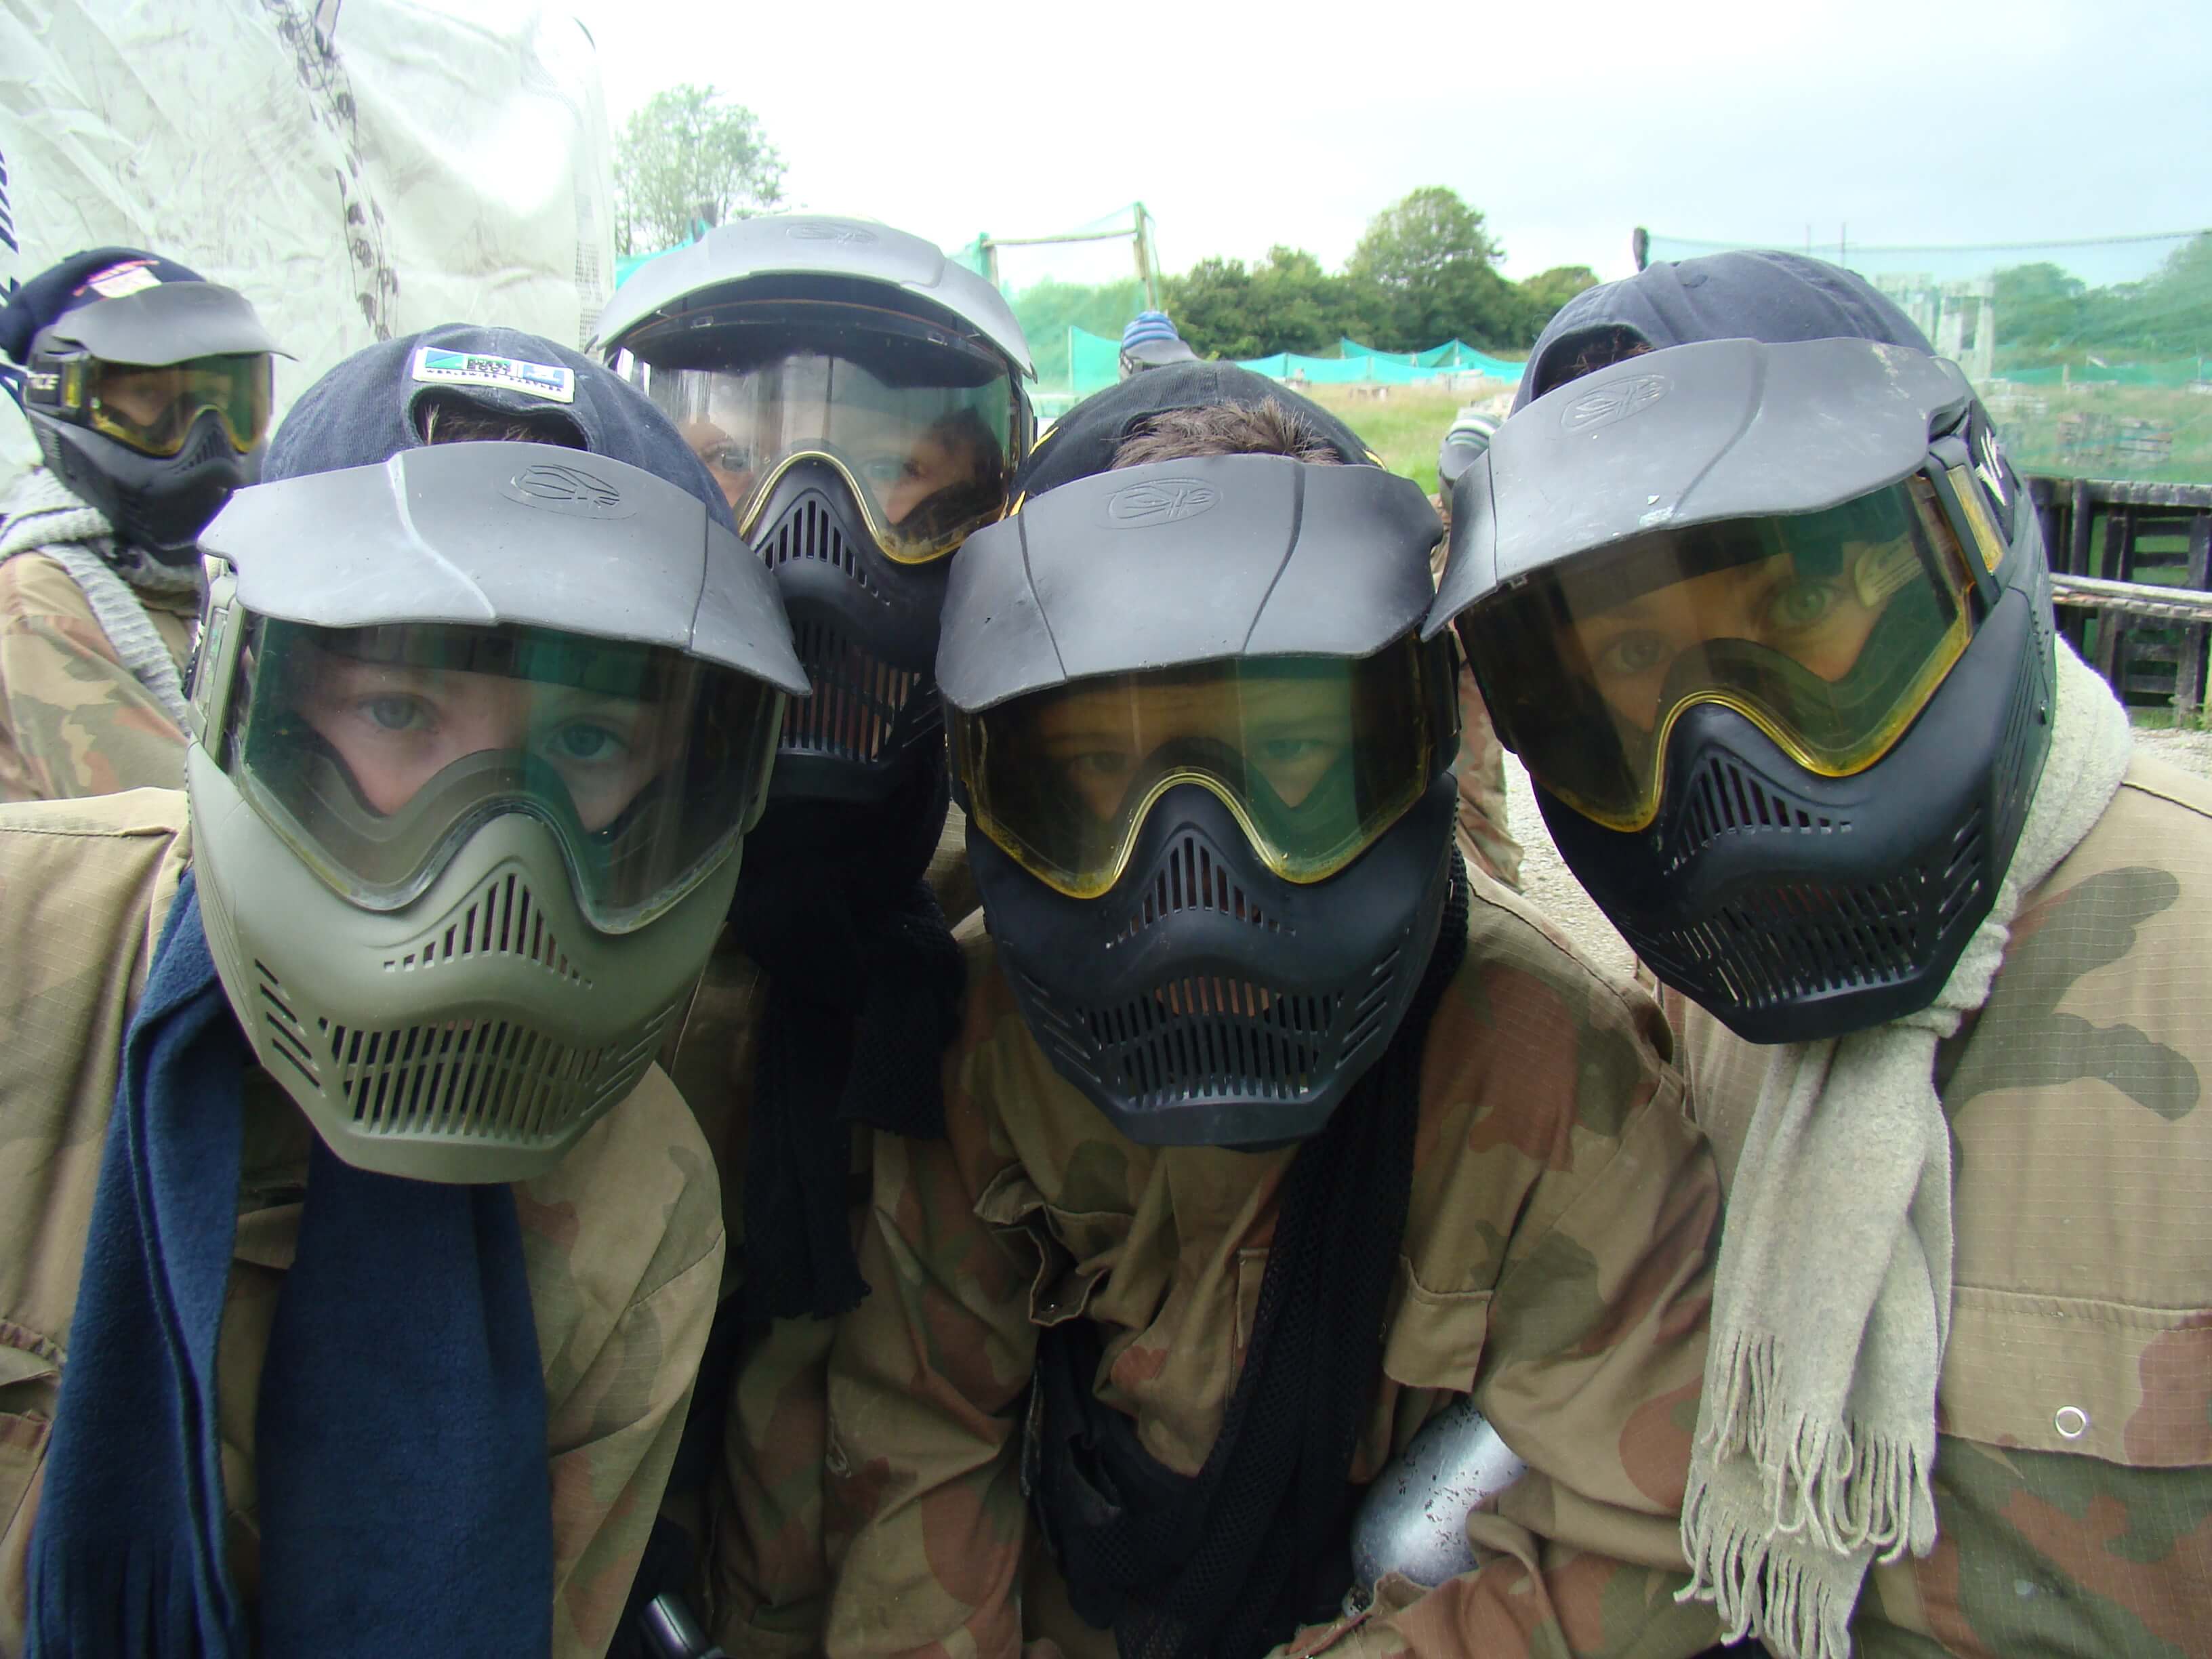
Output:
top-left (533, 1068), bottom-right (729, 1659)
top-left (820, 1121), bottom-right (1044, 1659)
top-left (0, 556), bottom-right (186, 801)
top-left (1277, 1082), bottom-right (1726, 1659)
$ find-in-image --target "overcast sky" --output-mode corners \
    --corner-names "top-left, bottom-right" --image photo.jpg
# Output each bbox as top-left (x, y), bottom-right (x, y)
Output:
top-left (579, 0), bottom-right (2209, 287)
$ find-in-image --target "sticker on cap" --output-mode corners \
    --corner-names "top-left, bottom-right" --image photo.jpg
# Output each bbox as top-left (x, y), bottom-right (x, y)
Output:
top-left (79, 260), bottom-right (162, 300)
top-left (411, 346), bottom-right (575, 403)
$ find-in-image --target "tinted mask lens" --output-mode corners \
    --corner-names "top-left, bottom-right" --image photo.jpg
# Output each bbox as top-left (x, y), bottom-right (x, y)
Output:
top-left (228, 617), bottom-right (784, 931)
top-left (85, 353), bottom-right (272, 456)
top-left (956, 638), bottom-right (1445, 899)
top-left (1462, 476), bottom-right (1980, 832)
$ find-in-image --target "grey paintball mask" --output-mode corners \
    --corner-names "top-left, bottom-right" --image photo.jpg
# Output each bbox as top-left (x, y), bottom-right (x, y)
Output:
top-left (943, 453), bottom-right (1460, 1146)
top-left (1429, 335), bottom-right (2053, 1043)
top-left (18, 277), bottom-right (288, 558)
top-left (187, 440), bottom-right (807, 1183)
top-left (599, 216), bottom-right (1036, 805)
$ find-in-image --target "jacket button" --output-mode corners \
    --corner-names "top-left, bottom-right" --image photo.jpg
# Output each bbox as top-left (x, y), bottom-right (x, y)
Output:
top-left (2053, 1406), bottom-right (2089, 1439)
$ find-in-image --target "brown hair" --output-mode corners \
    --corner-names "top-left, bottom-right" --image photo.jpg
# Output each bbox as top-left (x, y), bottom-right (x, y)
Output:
top-left (1532, 326), bottom-right (1655, 401)
top-left (1109, 397), bottom-right (1343, 468)
top-left (416, 394), bottom-right (586, 449)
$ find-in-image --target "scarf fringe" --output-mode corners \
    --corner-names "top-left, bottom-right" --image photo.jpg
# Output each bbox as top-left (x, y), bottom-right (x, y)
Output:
top-left (1698, 1326), bottom-right (1935, 1562)
top-left (1677, 1475), bottom-right (1853, 1659)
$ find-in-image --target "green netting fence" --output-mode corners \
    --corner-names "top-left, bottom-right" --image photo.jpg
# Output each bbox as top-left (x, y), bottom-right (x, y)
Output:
top-left (1643, 230), bottom-right (2212, 484)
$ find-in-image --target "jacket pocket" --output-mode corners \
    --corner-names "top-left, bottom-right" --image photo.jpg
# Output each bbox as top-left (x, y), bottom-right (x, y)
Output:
top-left (0, 1326), bottom-right (62, 1577)
top-left (1942, 1285), bottom-right (2212, 1465)
top-left (1380, 1256), bottom-right (1493, 1395)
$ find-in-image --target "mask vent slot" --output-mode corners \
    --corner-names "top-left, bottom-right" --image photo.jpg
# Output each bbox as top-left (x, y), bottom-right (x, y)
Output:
top-left (255, 958), bottom-right (321, 1089)
top-left (1647, 869), bottom-right (1939, 1011)
top-left (382, 872), bottom-right (591, 987)
top-left (762, 495), bottom-right (868, 588)
top-left (319, 996), bottom-right (682, 1143)
top-left (1115, 834), bottom-right (1282, 942)
top-left (1067, 979), bottom-right (1344, 1109)
top-left (783, 617), bottom-right (924, 763)
top-left (1666, 755), bottom-right (1845, 875)
top-left (1338, 949), bottom-right (1405, 1061)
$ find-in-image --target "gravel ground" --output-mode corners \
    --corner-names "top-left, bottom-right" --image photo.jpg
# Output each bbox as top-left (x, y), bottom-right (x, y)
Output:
top-left (1503, 725), bottom-right (2212, 977)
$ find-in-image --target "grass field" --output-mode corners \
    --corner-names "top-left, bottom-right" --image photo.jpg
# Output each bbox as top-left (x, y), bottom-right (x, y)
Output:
top-left (1303, 384), bottom-right (1510, 497)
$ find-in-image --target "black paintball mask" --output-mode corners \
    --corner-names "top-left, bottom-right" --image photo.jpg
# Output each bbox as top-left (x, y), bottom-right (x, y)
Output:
top-left (16, 275), bottom-right (287, 560)
top-left (943, 451), bottom-right (1460, 1146)
top-left (600, 219), bottom-right (1036, 807)
top-left (1431, 331), bottom-right (2053, 1044)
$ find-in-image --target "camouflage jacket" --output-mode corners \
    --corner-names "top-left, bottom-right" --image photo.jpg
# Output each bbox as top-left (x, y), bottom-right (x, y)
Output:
top-left (816, 867), bottom-right (1726, 1659)
top-left (670, 800), bottom-right (975, 1653)
top-left (1454, 668), bottom-right (1522, 892)
top-left (1675, 752), bottom-right (2212, 1658)
top-left (0, 789), bottom-right (726, 1656)
top-left (0, 551), bottom-right (194, 803)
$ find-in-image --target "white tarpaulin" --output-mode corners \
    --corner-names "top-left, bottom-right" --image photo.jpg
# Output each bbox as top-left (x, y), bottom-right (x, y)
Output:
top-left (0, 0), bottom-right (614, 490)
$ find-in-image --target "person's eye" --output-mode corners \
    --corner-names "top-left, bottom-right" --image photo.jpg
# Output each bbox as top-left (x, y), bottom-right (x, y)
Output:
top-left (363, 695), bottom-right (430, 733)
top-left (859, 455), bottom-right (906, 487)
top-left (546, 722), bottom-right (628, 764)
top-left (1057, 751), bottom-right (1133, 787)
top-left (1766, 581), bottom-right (1841, 632)
top-left (702, 443), bottom-right (752, 473)
top-left (1258, 736), bottom-right (1330, 764)
top-left (1593, 632), bottom-right (1671, 678)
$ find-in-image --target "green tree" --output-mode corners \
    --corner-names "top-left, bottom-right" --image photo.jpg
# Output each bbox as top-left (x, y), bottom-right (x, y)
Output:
top-left (1992, 262), bottom-right (2087, 356)
top-left (1166, 256), bottom-right (1265, 359)
top-left (1347, 187), bottom-right (1520, 349)
top-left (613, 85), bottom-right (783, 256)
top-left (1511, 265), bottom-right (1600, 344)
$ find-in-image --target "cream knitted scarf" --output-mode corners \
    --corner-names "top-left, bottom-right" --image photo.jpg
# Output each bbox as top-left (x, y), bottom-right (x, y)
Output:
top-left (1679, 639), bottom-right (2135, 1659)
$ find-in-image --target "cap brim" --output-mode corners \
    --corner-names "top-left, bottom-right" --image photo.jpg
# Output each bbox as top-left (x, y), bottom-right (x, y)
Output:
top-left (52, 282), bottom-right (289, 365)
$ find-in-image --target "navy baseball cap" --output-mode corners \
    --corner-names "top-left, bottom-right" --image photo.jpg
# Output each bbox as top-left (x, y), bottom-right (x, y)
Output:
top-left (1515, 250), bottom-right (1935, 410)
top-left (1017, 361), bottom-right (1377, 499)
top-left (0, 248), bottom-right (218, 364)
top-left (264, 323), bottom-right (736, 528)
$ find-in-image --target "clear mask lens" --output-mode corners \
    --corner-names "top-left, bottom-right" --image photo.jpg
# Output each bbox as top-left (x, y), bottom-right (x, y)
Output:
top-left (615, 302), bottom-right (1019, 562)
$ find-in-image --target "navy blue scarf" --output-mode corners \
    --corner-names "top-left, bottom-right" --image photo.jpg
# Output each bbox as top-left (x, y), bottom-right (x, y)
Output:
top-left (27, 873), bottom-right (554, 1656)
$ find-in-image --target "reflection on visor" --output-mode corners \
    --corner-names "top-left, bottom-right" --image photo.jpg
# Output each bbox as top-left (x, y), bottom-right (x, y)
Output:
top-left (86, 354), bottom-right (272, 457)
top-left (955, 640), bottom-right (1444, 900)
top-left (618, 303), bottom-right (1018, 562)
top-left (1462, 476), bottom-right (1980, 832)
top-left (227, 617), bottom-right (785, 931)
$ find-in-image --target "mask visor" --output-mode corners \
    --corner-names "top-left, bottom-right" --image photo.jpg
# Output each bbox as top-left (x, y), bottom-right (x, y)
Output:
top-left (954, 638), bottom-right (1444, 900)
top-left (616, 300), bottom-right (1019, 562)
top-left (226, 616), bottom-right (785, 931)
top-left (1460, 475), bottom-right (1980, 832)
top-left (85, 353), bottom-right (272, 456)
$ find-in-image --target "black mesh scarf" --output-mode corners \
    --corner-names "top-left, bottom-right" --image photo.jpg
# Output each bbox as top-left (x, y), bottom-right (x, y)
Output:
top-left (731, 754), bottom-right (966, 1327)
top-left (1031, 852), bottom-right (1473, 1659)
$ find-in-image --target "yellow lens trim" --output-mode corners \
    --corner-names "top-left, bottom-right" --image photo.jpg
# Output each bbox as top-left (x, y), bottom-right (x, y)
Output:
top-left (1947, 464), bottom-right (2007, 574)
top-left (1553, 602), bottom-right (1973, 835)
top-left (971, 761), bottom-right (1412, 901)
top-left (735, 448), bottom-right (1004, 566)
top-left (958, 644), bottom-right (1442, 901)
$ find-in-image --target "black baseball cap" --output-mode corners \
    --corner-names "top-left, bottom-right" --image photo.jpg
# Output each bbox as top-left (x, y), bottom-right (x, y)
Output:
top-left (264, 323), bottom-right (737, 527)
top-left (1515, 250), bottom-right (1936, 410)
top-left (1015, 361), bottom-right (1378, 499)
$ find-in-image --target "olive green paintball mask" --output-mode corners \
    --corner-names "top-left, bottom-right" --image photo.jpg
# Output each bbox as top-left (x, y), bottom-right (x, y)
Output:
top-left (185, 441), bottom-right (806, 1183)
